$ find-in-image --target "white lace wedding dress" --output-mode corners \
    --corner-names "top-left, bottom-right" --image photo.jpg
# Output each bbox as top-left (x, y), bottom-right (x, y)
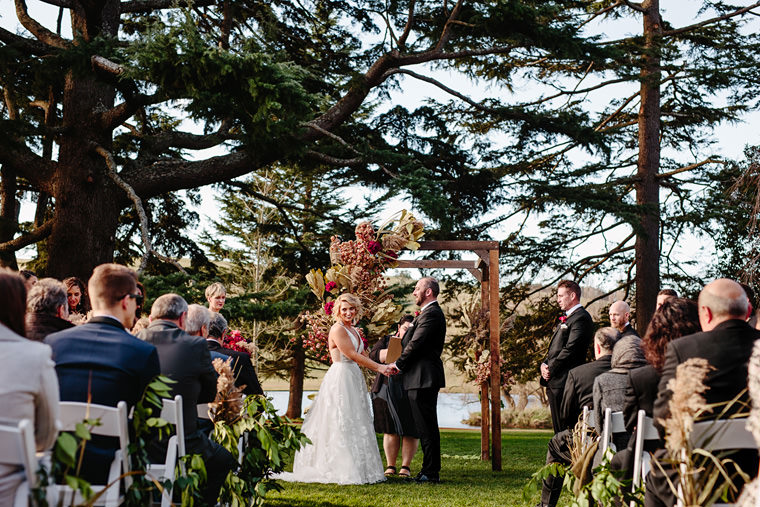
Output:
top-left (277, 326), bottom-right (386, 484)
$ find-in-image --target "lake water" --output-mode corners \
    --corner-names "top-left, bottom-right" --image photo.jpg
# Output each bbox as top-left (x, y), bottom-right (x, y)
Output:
top-left (264, 391), bottom-right (538, 429)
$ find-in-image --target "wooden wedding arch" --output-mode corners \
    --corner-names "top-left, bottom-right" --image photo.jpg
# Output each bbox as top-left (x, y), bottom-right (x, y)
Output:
top-left (396, 240), bottom-right (502, 471)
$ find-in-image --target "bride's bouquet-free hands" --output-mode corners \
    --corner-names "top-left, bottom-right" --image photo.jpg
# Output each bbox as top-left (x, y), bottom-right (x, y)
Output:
top-left (383, 363), bottom-right (401, 377)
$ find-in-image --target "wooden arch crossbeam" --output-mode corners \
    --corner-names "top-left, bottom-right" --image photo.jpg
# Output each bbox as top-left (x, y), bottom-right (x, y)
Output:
top-left (395, 240), bottom-right (502, 471)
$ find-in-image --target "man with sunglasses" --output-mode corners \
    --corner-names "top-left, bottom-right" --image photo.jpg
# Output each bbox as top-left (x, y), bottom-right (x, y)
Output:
top-left (45, 263), bottom-right (160, 484)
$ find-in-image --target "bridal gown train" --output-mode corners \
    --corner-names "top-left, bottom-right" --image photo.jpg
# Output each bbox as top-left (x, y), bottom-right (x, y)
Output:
top-left (277, 326), bottom-right (386, 484)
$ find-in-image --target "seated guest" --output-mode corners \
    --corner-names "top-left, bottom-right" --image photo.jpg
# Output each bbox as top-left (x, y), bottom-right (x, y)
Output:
top-left (205, 282), bottom-right (226, 313)
top-left (207, 312), bottom-right (263, 396)
top-left (538, 327), bottom-right (619, 507)
top-left (655, 289), bottom-right (677, 311)
top-left (138, 294), bottom-right (236, 506)
top-left (608, 300), bottom-right (639, 338)
top-left (45, 264), bottom-right (159, 483)
top-left (647, 279), bottom-right (760, 507)
top-left (610, 298), bottom-right (699, 477)
top-left (592, 335), bottom-right (647, 459)
top-left (20, 269), bottom-right (38, 291)
top-left (26, 278), bottom-right (74, 341)
top-left (0, 270), bottom-right (59, 505)
top-left (63, 276), bottom-right (90, 320)
top-left (186, 304), bottom-right (227, 363)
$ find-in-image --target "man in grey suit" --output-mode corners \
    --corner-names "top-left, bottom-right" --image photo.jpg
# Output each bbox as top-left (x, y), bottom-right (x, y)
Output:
top-left (389, 277), bottom-right (446, 483)
top-left (138, 294), bottom-right (236, 506)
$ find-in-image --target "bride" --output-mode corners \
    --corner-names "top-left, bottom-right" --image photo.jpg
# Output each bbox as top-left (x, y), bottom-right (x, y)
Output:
top-left (278, 293), bottom-right (395, 484)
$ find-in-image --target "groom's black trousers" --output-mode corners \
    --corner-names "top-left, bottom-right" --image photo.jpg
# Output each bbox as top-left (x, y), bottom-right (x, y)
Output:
top-left (408, 387), bottom-right (440, 477)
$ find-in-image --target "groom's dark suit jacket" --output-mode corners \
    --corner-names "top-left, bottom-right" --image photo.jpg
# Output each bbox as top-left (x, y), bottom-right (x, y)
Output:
top-left (541, 307), bottom-right (594, 390)
top-left (395, 302), bottom-right (446, 390)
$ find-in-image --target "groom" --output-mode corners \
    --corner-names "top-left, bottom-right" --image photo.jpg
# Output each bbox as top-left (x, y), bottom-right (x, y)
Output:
top-left (389, 277), bottom-right (446, 483)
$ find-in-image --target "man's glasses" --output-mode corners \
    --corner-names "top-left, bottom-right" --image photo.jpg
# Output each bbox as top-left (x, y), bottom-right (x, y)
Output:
top-left (126, 293), bottom-right (145, 306)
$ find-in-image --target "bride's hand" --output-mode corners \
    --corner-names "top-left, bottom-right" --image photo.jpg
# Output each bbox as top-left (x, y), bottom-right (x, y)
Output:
top-left (377, 364), bottom-right (395, 376)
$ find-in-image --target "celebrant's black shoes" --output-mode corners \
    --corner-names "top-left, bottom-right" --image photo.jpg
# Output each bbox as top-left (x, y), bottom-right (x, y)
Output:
top-left (414, 473), bottom-right (440, 484)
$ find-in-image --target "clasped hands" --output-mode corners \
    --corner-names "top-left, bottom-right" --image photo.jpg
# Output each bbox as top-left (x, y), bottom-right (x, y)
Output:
top-left (380, 362), bottom-right (400, 377)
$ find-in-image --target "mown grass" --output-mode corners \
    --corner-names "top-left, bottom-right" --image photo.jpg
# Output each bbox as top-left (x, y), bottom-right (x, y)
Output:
top-left (264, 429), bottom-right (553, 507)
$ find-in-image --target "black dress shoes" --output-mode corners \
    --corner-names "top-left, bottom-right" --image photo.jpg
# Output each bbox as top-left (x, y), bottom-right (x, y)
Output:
top-left (414, 473), bottom-right (440, 484)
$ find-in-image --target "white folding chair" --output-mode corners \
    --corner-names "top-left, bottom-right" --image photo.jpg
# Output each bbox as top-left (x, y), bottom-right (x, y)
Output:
top-left (197, 402), bottom-right (246, 464)
top-left (581, 406), bottom-right (595, 447)
top-left (0, 419), bottom-right (45, 507)
top-left (146, 395), bottom-right (185, 507)
top-left (630, 410), bottom-right (660, 507)
top-left (675, 417), bottom-right (756, 507)
top-left (55, 401), bottom-right (130, 507)
top-left (600, 408), bottom-right (626, 456)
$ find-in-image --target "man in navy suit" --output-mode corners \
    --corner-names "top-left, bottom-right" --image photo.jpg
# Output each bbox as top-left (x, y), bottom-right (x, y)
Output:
top-left (389, 277), bottom-right (446, 483)
top-left (540, 280), bottom-right (595, 433)
top-left (46, 263), bottom-right (160, 483)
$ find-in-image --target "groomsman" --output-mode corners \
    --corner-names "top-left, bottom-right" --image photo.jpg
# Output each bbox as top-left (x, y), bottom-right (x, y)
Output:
top-left (609, 300), bottom-right (639, 338)
top-left (540, 280), bottom-right (594, 433)
top-left (389, 277), bottom-right (446, 483)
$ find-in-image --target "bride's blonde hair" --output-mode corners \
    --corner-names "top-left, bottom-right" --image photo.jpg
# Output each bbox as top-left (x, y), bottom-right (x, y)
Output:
top-left (333, 293), bottom-right (363, 323)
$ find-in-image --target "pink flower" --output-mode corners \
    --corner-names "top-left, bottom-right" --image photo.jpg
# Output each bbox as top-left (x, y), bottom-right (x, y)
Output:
top-left (366, 240), bottom-right (382, 254)
top-left (415, 310), bottom-right (420, 317)
top-left (324, 300), bottom-right (334, 315)
top-left (325, 281), bottom-right (337, 292)
top-left (559, 316), bottom-right (567, 323)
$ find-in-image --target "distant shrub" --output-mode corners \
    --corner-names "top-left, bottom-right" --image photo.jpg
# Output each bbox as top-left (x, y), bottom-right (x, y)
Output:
top-left (462, 407), bottom-right (552, 429)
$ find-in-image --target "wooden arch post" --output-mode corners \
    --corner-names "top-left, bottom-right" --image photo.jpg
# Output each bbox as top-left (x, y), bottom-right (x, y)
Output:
top-left (396, 240), bottom-right (502, 471)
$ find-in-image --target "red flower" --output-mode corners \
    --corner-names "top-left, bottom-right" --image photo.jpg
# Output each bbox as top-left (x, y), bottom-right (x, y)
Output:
top-left (324, 300), bottom-right (335, 315)
top-left (366, 240), bottom-right (382, 254)
top-left (415, 310), bottom-right (420, 316)
top-left (559, 316), bottom-right (567, 323)
top-left (325, 281), bottom-right (337, 292)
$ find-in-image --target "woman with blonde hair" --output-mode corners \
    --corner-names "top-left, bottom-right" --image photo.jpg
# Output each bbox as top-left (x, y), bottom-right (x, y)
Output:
top-left (277, 293), bottom-right (395, 484)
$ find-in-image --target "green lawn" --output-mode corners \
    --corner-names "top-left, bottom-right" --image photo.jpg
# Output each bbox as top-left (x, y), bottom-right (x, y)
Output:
top-left (264, 429), bottom-right (553, 507)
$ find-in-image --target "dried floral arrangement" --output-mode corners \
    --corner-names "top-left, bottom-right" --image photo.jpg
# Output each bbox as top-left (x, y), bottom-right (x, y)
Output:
top-left (300, 210), bottom-right (424, 361)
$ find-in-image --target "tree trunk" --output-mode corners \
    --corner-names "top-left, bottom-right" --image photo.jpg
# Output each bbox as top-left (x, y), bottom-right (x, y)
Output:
top-left (0, 166), bottom-right (19, 269)
top-left (635, 0), bottom-right (662, 334)
top-left (286, 340), bottom-right (305, 419)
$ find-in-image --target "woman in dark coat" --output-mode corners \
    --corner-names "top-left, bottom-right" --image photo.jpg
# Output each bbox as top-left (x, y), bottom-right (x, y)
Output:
top-left (369, 314), bottom-right (419, 477)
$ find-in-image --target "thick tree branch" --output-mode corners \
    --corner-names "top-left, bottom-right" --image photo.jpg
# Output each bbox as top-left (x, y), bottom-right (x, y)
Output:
top-left (91, 142), bottom-right (187, 274)
top-left (0, 27), bottom-right (54, 55)
top-left (101, 92), bottom-right (165, 130)
top-left (120, 0), bottom-right (216, 12)
top-left (398, 0), bottom-right (416, 49)
top-left (0, 146), bottom-right (56, 192)
top-left (38, 0), bottom-right (70, 7)
top-left (621, 0), bottom-right (646, 13)
top-left (436, 0), bottom-right (464, 51)
top-left (15, 0), bottom-right (70, 49)
top-left (662, 1), bottom-right (760, 37)
top-left (143, 120), bottom-right (235, 152)
top-left (656, 159), bottom-right (724, 179)
top-left (0, 220), bottom-right (53, 253)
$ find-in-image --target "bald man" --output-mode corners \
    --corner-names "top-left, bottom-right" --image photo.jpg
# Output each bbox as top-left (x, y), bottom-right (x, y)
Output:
top-left (645, 279), bottom-right (760, 507)
top-left (608, 300), bottom-right (638, 338)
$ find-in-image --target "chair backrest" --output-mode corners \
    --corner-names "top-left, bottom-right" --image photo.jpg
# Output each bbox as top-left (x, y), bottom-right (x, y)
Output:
top-left (197, 403), bottom-right (211, 420)
top-left (674, 418), bottom-right (756, 507)
top-left (0, 419), bottom-right (38, 487)
top-left (160, 395), bottom-right (186, 458)
top-left (581, 406), bottom-right (595, 447)
top-left (58, 401), bottom-right (131, 487)
top-left (600, 408), bottom-right (626, 456)
top-left (631, 410), bottom-right (660, 494)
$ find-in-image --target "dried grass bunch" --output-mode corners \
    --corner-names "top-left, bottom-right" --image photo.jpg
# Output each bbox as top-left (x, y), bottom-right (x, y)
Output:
top-left (208, 357), bottom-right (245, 425)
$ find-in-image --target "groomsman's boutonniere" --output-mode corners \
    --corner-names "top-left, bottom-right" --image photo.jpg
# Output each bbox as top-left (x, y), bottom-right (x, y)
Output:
top-left (559, 315), bottom-right (568, 329)
top-left (415, 310), bottom-right (420, 317)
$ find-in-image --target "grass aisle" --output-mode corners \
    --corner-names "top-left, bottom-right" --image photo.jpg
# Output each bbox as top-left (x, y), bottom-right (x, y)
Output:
top-left (264, 429), bottom-right (552, 507)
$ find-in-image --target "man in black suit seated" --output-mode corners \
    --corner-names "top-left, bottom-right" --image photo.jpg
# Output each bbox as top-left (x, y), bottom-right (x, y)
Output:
top-left (138, 294), bottom-right (237, 506)
top-left (46, 263), bottom-right (160, 483)
top-left (646, 279), bottom-right (760, 507)
top-left (388, 277), bottom-right (446, 483)
top-left (540, 280), bottom-right (595, 434)
top-left (206, 312), bottom-right (264, 396)
top-left (609, 300), bottom-right (639, 338)
top-left (537, 327), bottom-right (619, 507)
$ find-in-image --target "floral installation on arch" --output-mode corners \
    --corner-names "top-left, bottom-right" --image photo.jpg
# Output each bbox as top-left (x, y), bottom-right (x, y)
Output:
top-left (300, 210), bottom-right (425, 361)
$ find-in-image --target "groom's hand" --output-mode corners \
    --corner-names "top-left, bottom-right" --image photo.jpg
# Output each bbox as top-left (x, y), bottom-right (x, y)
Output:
top-left (387, 363), bottom-right (400, 376)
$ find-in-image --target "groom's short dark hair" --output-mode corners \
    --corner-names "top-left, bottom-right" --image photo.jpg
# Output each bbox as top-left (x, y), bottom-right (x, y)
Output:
top-left (420, 277), bottom-right (440, 297)
top-left (557, 279), bottom-right (581, 299)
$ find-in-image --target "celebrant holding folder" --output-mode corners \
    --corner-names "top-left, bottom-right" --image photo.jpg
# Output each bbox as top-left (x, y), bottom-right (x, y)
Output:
top-left (369, 314), bottom-right (419, 478)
